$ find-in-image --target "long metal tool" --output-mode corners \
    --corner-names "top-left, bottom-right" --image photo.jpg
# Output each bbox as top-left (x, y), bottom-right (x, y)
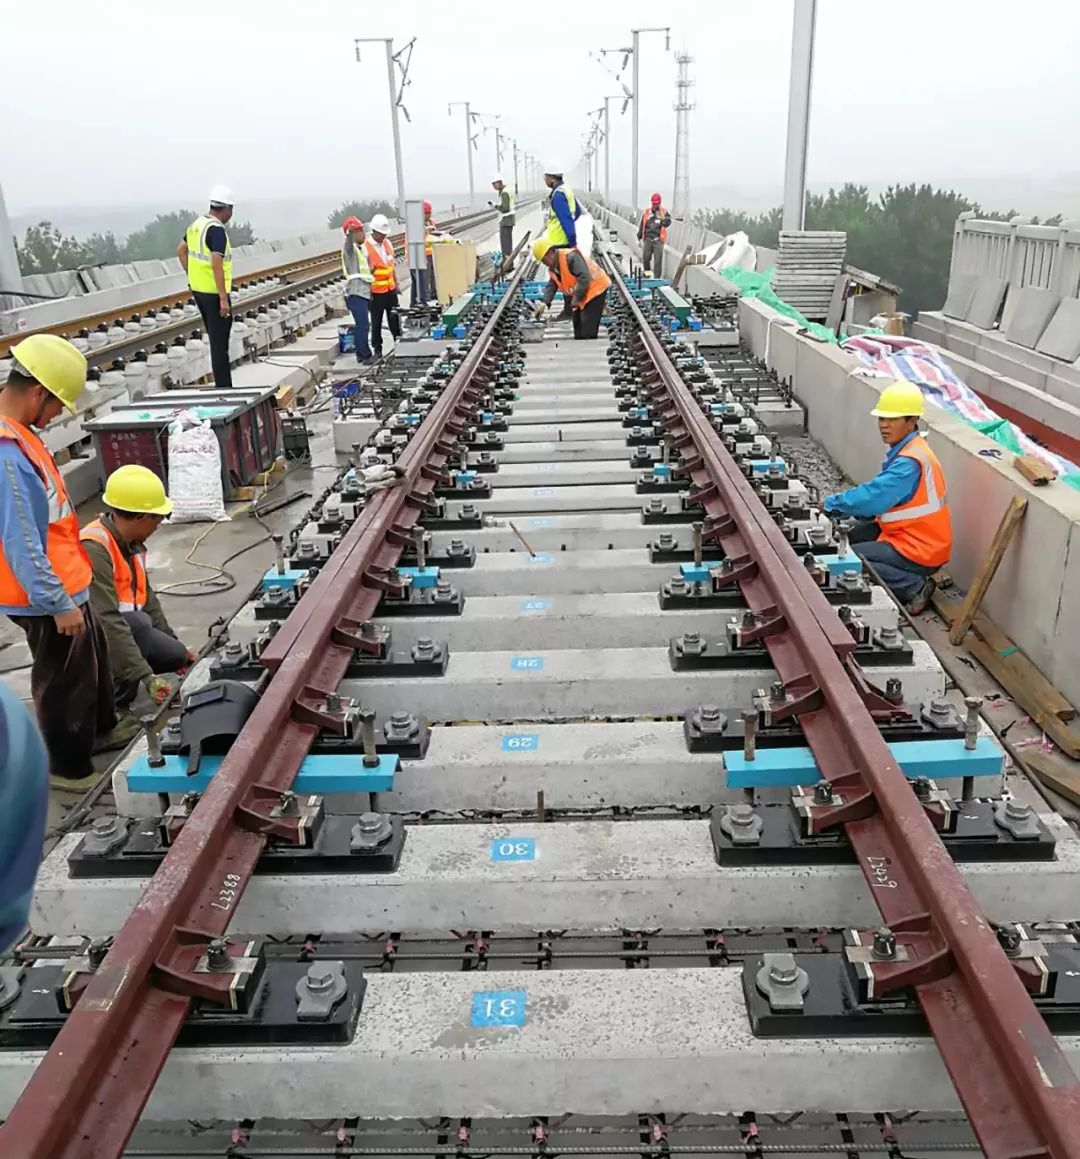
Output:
top-left (604, 254), bottom-right (1080, 1159)
top-left (0, 267), bottom-right (529, 1159)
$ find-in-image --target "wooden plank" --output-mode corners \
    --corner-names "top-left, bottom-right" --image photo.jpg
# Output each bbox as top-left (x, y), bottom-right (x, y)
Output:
top-left (671, 246), bottom-right (693, 295)
top-left (948, 496), bottom-right (1027, 645)
top-left (1014, 453), bottom-right (1056, 486)
top-left (1021, 749), bottom-right (1080, 810)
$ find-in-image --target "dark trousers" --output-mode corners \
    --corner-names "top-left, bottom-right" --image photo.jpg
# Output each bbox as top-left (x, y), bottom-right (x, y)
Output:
top-left (849, 519), bottom-right (937, 603)
top-left (642, 237), bottom-right (663, 278)
top-left (9, 603), bottom-right (117, 780)
top-left (499, 223), bottom-right (514, 262)
top-left (370, 291), bottom-right (401, 356)
top-left (573, 291), bottom-right (607, 340)
top-left (345, 294), bottom-right (372, 359)
top-left (123, 610), bottom-right (188, 673)
top-left (193, 290), bottom-right (234, 387)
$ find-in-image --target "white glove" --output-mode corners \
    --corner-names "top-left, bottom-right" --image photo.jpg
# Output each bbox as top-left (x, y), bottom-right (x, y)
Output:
top-left (360, 464), bottom-right (407, 493)
top-left (533, 301), bottom-right (548, 321)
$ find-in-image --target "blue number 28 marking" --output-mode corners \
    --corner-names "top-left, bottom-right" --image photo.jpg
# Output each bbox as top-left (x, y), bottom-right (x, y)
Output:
top-left (511, 656), bottom-right (544, 671)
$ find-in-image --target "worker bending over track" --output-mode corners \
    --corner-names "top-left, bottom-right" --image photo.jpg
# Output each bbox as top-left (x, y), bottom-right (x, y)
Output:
top-left (532, 237), bottom-right (610, 340)
top-left (823, 381), bottom-right (951, 614)
top-left (81, 466), bottom-right (194, 713)
top-left (0, 335), bottom-right (126, 790)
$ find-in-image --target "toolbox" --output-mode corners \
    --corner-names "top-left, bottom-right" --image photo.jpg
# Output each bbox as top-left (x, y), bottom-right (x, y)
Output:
top-left (84, 387), bottom-right (282, 500)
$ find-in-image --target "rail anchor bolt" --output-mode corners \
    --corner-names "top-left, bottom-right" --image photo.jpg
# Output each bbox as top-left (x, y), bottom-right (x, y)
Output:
top-left (871, 928), bottom-right (897, 960)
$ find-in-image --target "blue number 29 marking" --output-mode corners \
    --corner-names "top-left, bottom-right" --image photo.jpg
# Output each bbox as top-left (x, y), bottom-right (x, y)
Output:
top-left (501, 733), bottom-right (539, 752)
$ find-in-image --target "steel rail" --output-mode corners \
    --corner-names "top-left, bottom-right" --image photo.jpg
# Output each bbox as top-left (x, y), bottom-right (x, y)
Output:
top-left (0, 265), bottom-right (530, 1159)
top-left (0, 202), bottom-right (526, 358)
top-left (604, 255), bottom-right (1080, 1159)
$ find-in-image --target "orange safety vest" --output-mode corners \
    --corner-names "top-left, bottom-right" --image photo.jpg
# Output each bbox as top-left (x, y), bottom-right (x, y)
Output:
top-left (641, 206), bottom-right (669, 244)
top-left (552, 249), bottom-right (611, 309)
top-left (365, 237), bottom-right (397, 294)
top-left (80, 518), bottom-right (148, 612)
top-left (0, 417), bottom-right (92, 607)
top-left (877, 434), bottom-right (952, 568)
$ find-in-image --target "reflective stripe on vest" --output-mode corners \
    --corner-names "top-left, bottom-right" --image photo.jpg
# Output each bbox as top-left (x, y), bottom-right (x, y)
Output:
top-left (0, 418), bottom-right (92, 607)
top-left (185, 215), bottom-right (233, 294)
top-left (877, 435), bottom-right (952, 568)
top-left (366, 237), bottom-right (397, 294)
top-left (553, 249), bottom-right (611, 308)
top-left (544, 185), bottom-right (577, 246)
top-left (341, 240), bottom-right (372, 287)
top-left (641, 207), bottom-right (669, 244)
top-left (501, 191), bottom-right (516, 221)
top-left (80, 519), bottom-right (148, 612)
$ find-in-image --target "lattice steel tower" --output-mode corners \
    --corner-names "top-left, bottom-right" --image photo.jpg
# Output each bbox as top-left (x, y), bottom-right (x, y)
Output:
top-left (672, 52), bottom-right (694, 221)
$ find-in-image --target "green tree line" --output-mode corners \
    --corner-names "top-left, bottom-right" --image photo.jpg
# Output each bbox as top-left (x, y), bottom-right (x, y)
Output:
top-left (15, 210), bottom-right (257, 276)
top-left (693, 184), bottom-right (1064, 317)
top-left (326, 200), bottom-right (398, 230)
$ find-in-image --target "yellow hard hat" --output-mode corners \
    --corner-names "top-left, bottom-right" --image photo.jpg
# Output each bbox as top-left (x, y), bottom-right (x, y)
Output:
top-left (10, 334), bottom-right (88, 414)
top-left (532, 237), bottom-right (554, 262)
top-left (103, 464), bottom-right (173, 516)
top-left (871, 380), bottom-right (924, 419)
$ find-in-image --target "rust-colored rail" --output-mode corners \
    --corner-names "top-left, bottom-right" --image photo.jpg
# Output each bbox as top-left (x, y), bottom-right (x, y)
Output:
top-left (605, 256), bottom-right (1080, 1159)
top-left (0, 264), bottom-right (529, 1159)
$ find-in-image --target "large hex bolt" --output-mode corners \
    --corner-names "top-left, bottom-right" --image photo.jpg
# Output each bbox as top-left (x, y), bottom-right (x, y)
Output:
top-left (720, 803), bottom-right (764, 845)
top-left (693, 705), bottom-right (728, 735)
top-left (205, 938), bottom-right (232, 973)
top-left (350, 811), bottom-right (393, 850)
top-left (412, 637), bottom-right (438, 663)
top-left (678, 632), bottom-right (706, 657)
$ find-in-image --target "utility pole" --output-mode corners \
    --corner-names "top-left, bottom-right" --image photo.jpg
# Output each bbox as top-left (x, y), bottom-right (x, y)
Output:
top-left (0, 177), bottom-right (23, 297)
top-left (782, 0), bottom-right (818, 231)
top-left (355, 37), bottom-right (414, 219)
top-left (512, 139), bottom-right (520, 195)
top-left (448, 101), bottom-right (477, 206)
top-left (672, 52), bottom-right (694, 221)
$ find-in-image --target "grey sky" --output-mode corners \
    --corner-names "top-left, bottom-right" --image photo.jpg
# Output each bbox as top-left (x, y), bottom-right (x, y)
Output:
top-left (4, 0), bottom-right (1078, 213)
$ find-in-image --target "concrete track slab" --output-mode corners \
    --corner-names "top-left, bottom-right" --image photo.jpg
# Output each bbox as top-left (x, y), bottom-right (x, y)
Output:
top-left (449, 484), bottom-right (649, 514)
top-left (490, 460), bottom-right (639, 488)
top-left (502, 421), bottom-right (630, 442)
top-left (495, 439), bottom-right (639, 463)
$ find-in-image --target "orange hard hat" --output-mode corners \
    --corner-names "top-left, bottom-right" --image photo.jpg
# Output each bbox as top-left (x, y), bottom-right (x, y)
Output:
top-left (650, 193), bottom-right (662, 205)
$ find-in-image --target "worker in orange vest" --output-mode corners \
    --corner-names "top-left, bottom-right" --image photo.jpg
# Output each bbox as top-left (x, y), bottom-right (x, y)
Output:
top-left (81, 465), bottom-right (193, 712)
top-left (365, 213), bottom-right (401, 359)
top-left (0, 335), bottom-right (130, 790)
top-left (823, 381), bottom-right (952, 614)
top-left (637, 193), bottom-right (671, 279)
top-left (531, 236), bottom-right (611, 340)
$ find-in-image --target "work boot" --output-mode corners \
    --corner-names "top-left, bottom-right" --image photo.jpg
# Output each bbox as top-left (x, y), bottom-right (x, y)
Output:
top-left (91, 712), bottom-right (141, 756)
top-left (906, 578), bottom-right (936, 617)
top-left (49, 770), bottom-right (100, 794)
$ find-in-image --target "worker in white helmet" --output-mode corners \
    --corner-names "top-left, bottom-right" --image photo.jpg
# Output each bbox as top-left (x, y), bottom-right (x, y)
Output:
top-left (490, 176), bottom-right (516, 266)
top-left (365, 214), bottom-right (401, 359)
top-left (177, 185), bottom-right (236, 387)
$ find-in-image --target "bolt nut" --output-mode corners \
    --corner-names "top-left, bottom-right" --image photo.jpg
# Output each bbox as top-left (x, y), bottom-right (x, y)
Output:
top-left (871, 928), bottom-right (897, 960)
top-left (813, 780), bottom-right (834, 805)
top-left (304, 964), bottom-right (336, 992)
top-left (205, 938), bottom-right (232, 972)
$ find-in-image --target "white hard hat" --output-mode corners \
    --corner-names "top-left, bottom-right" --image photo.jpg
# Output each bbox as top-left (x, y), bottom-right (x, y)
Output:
top-left (208, 184), bottom-right (234, 207)
top-left (491, 174), bottom-right (505, 185)
top-left (542, 163), bottom-right (564, 177)
top-left (369, 213), bottom-right (391, 234)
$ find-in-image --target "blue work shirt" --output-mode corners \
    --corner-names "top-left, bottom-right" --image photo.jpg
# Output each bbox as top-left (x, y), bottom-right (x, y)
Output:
top-left (823, 431), bottom-right (922, 520)
top-left (0, 683), bottom-right (48, 952)
top-left (550, 185), bottom-right (580, 248)
top-left (0, 438), bottom-right (89, 618)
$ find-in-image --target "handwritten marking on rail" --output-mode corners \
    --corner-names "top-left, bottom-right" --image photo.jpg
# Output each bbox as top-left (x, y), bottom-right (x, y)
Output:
top-left (501, 733), bottom-right (539, 752)
top-left (490, 838), bottom-right (536, 861)
top-left (533, 487), bottom-right (556, 498)
top-left (471, 989), bottom-right (527, 1027)
top-left (866, 855), bottom-right (898, 890)
top-left (521, 599), bottom-right (551, 612)
top-left (524, 553), bottom-right (552, 565)
top-left (209, 872), bottom-right (243, 912)
top-left (511, 656), bottom-right (544, 672)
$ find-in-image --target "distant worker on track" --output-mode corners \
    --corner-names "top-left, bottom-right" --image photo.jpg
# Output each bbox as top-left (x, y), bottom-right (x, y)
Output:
top-left (541, 164), bottom-right (581, 251)
top-left (638, 193), bottom-right (671, 279)
top-left (178, 186), bottom-right (235, 388)
top-left (81, 466), bottom-right (194, 713)
top-left (423, 200), bottom-right (440, 303)
top-left (490, 175), bottom-right (515, 265)
top-left (341, 216), bottom-right (375, 365)
top-left (366, 214), bottom-right (401, 360)
top-left (0, 335), bottom-right (127, 791)
top-left (823, 381), bottom-right (951, 614)
top-left (532, 237), bottom-right (610, 340)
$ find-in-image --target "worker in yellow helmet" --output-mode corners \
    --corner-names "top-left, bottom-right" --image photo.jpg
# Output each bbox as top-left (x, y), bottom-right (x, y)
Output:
top-left (178, 185), bottom-right (235, 387)
top-left (823, 381), bottom-right (951, 614)
top-left (81, 466), bottom-right (194, 712)
top-left (532, 237), bottom-right (611, 340)
top-left (0, 334), bottom-right (131, 790)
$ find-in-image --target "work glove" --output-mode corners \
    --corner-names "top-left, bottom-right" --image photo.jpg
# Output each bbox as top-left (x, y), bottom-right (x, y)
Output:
top-left (144, 674), bottom-right (178, 706)
top-left (360, 463), bottom-right (407, 494)
top-left (533, 301), bottom-right (548, 321)
top-left (185, 648), bottom-right (198, 665)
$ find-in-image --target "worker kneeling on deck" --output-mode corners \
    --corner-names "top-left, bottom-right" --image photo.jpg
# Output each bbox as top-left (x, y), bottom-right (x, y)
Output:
top-left (531, 237), bottom-right (610, 340)
top-left (823, 381), bottom-right (951, 615)
top-left (81, 466), bottom-right (193, 711)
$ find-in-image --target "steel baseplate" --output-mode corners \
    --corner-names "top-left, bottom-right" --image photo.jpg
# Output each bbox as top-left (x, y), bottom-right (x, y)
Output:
top-left (67, 813), bottom-right (408, 879)
top-left (0, 949), bottom-right (366, 1049)
top-left (709, 798), bottom-right (1054, 865)
top-left (743, 924), bottom-right (1080, 1038)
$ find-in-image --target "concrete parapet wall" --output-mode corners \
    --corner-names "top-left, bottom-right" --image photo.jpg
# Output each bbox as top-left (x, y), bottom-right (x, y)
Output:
top-left (741, 295), bottom-right (1080, 708)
